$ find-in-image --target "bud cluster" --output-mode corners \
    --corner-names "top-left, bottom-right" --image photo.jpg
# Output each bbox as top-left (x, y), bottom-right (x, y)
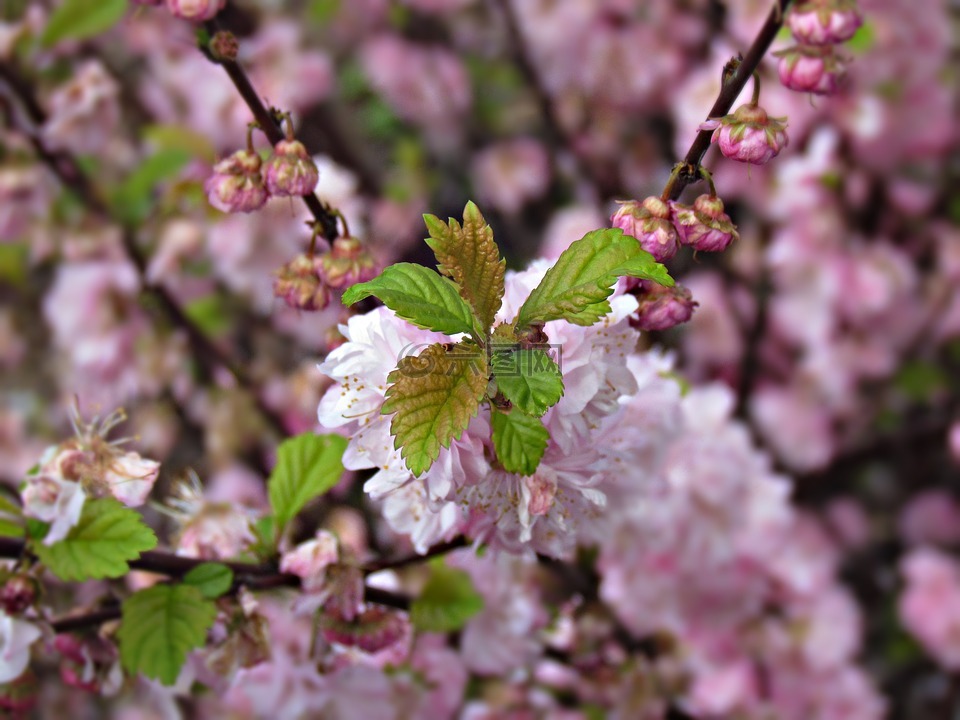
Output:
top-left (612, 191), bottom-right (738, 331)
top-left (273, 236), bottom-right (379, 312)
top-left (204, 117), bottom-right (319, 215)
top-left (777, 0), bottom-right (864, 95)
top-left (612, 193), bottom-right (739, 262)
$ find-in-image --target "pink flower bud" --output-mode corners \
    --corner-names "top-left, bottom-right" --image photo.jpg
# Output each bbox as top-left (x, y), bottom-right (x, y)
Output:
top-left (787, 0), bottom-right (863, 45)
top-left (165, 0), bottom-right (226, 21)
top-left (776, 45), bottom-right (846, 95)
top-left (319, 607), bottom-right (409, 654)
top-left (205, 150), bottom-right (268, 214)
top-left (611, 196), bottom-right (680, 262)
top-left (273, 254), bottom-right (330, 311)
top-left (264, 139), bottom-right (319, 197)
top-left (0, 668), bottom-right (37, 713)
top-left (318, 237), bottom-right (380, 290)
top-left (710, 103), bottom-right (789, 165)
top-left (629, 279), bottom-right (698, 331)
top-left (671, 195), bottom-right (740, 252)
top-left (0, 577), bottom-right (37, 616)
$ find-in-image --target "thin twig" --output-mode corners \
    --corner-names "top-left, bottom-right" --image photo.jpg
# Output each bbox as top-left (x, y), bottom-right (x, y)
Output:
top-left (665, 0), bottom-right (792, 200)
top-left (201, 18), bottom-right (341, 241)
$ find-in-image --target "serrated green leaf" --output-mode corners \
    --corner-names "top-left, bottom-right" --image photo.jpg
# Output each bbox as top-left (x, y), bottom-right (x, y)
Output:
top-left (32, 498), bottom-right (157, 582)
top-left (423, 201), bottom-right (505, 331)
top-left (410, 559), bottom-right (484, 632)
top-left (268, 433), bottom-right (348, 535)
top-left (491, 409), bottom-right (550, 476)
top-left (118, 584), bottom-right (217, 685)
top-left (110, 148), bottom-right (192, 224)
top-left (515, 228), bottom-right (673, 330)
top-left (41, 0), bottom-right (126, 46)
top-left (342, 263), bottom-right (481, 338)
top-left (183, 563), bottom-right (234, 599)
top-left (492, 349), bottom-right (563, 417)
top-left (382, 342), bottom-right (488, 476)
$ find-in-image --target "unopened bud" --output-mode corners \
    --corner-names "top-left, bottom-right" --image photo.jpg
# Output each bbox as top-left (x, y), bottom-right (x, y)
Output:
top-left (671, 195), bottom-right (739, 252)
top-left (0, 576), bottom-right (37, 616)
top-left (777, 45), bottom-right (846, 95)
top-left (209, 30), bottom-right (239, 62)
top-left (264, 140), bottom-right (319, 197)
top-left (709, 103), bottom-right (789, 165)
top-left (273, 254), bottom-right (330, 311)
top-left (319, 607), bottom-right (408, 654)
top-left (630, 279), bottom-right (698, 331)
top-left (611, 196), bottom-right (680, 262)
top-left (0, 669), bottom-right (37, 713)
top-left (318, 237), bottom-right (379, 290)
top-left (787, 0), bottom-right (863, 45)
top-left (205, 150), bottom-right (269, 214)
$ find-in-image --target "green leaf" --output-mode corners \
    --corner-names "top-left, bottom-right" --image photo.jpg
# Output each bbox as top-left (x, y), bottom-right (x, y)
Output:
top-left (491, 409), bottom-right (550, 476)
top-left (268, 433), bottom-right (348, 535)
top-left (423, 201), bottom-right (505, 331)
top-left (41, 0), bottom-right (126, 46)
top-left (183, 563), bottom-right (234, 599)
top-left (382, 342), bottom-right (488, 476)
top-left (410, 559), bottom-right (484, 632)
top-left (110, 148), bottom-right (192, 224)
top-left (492, 349), bottom-right (564, 417)
top-left (118, 584), bottom-right (217, 685)
top-left (33, 499), bottom-right (157, 582)
top-left (0, 520), bottom-right (23, 538)
top-left (183, 294), bottom-right (231, 337)
top-left (515, 228), bottom-right (673, 330)
top-left (143, 124), bottom-right (216, 164)
top-left (342, 263), bottom-right (480, 338)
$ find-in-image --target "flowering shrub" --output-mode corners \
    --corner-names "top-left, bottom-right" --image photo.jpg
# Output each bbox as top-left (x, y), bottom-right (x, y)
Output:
top-left (0, 0), bottom-right (956, 717)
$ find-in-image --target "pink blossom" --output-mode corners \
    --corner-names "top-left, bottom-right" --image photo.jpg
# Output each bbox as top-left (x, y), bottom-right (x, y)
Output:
top-left (21, 471), bottom-right (86, 545)
top-left (279, 530), bottom-right (339, 594)
top-left (899, 491), bottom-right (960, 547)
top-left (471, 138), bottom-right (550, 215)
top-left (104, 451), bottom-right (160, 507)
top-left (361, 35), bottom-right (470, 147)
top-left (42, 61), bottom-right (120, 155)
top-left (900, 548), bottom-right (960, 669)
top-left (165, 0), bottom-right (225, 21)
top-left (0, 612), bottom-right (41, 684)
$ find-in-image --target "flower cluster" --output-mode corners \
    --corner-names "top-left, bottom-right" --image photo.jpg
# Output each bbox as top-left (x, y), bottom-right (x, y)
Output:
top-left (205, 123), bottom-right (319, 215)
top-left (777, 0), bottom-right (863, 95)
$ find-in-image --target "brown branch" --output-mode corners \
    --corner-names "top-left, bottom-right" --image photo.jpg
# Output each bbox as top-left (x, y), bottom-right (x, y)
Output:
top-left (0, 536), bottom-right (410, 634)
top-left (0, 61), bottom-right (287, 438)
top-left (200, 19), bottom-right (341, 241)
top-left (361, 536), bottom-right (468, 573)
top-left (665, 0), bottom-right (792, 200)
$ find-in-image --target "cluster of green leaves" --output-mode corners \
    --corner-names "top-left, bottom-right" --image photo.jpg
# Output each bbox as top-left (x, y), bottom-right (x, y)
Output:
top-left (343, 201), bottom-right (672, 478)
